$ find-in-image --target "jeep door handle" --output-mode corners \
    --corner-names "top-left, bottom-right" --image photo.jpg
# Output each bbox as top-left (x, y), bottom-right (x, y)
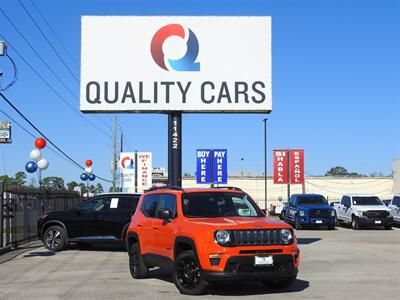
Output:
top-left (153, 227), bottom-right (159, 230)
top-left (137, 224), bottom-right (143, 227)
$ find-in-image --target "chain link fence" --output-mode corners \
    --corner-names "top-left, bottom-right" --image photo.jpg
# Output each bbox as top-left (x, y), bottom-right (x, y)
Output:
top-left (1, 185), bottom-right (82, 252)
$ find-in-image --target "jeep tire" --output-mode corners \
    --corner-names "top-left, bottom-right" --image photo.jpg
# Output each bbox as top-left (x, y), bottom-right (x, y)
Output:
top-left (261, 275), bottom-right (297, 289)
top-left (173, 250), bottom-right (208, 295)
top-left (384, 225), bottom-right (392, 230)
top-left (328, 224), bottom-right (335, 230)
top-left (43, 225), bottom-right (67, 252)
top-left (129, 243), bottom-right (148, 279)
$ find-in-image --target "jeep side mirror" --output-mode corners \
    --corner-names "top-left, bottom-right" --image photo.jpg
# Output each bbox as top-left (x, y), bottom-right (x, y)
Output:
top-left (158, 209), bottom-right (172, 221)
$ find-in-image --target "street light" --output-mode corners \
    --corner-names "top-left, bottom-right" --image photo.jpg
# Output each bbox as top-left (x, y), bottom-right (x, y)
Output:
top-left (263, 118), bottom-right (268, 213)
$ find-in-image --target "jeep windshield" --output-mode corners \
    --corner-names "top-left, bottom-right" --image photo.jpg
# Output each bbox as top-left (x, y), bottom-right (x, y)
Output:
top-left (352, 197), bottom-right (383, 206)
top-left (297, 196), bottom-right (328, 205)
top-left (182, 192), bottom-right (264, 218)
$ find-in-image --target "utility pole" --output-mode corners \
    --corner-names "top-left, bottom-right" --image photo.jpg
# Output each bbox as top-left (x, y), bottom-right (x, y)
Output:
top-left (112, 115), bottom-right (117, 192)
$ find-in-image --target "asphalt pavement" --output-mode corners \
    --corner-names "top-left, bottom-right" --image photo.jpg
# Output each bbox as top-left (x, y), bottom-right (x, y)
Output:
top-left (0, 226), bottom-right (399, 299)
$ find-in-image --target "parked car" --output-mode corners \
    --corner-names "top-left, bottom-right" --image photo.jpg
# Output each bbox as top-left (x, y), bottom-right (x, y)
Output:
top-left (333, 194), bottom-right (393, 230)
top-left (126, 186), bottom-right (300, 295)
top-left (38, 193), bottom-right (141, 251)
top-left (388, 195), bottom-right (400, 224)
top-left (282, 194), bottom-right (335, 230)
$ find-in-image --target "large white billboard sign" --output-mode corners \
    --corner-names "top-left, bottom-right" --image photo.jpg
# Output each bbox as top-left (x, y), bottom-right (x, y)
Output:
top-left (80, 16), bottom-right (271, 113)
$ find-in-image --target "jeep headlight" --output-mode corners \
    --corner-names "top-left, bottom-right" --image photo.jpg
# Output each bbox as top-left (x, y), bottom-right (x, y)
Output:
top-left (215, 230), bottom-right (230, 245)
top-left (388, 210), bottom-right (393, 217)
top-left (299, 210), bottom-right (305, 216)
top-left (280, 229), bottom-right (293, 245)
top-left (331, 210), bottom-right (335, 217)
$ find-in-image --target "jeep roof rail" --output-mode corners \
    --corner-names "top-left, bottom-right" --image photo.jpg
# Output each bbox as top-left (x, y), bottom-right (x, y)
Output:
top-left (145, 185), bottom-right (184, 192)
top-left (211, 186), bottom-right (243, 191)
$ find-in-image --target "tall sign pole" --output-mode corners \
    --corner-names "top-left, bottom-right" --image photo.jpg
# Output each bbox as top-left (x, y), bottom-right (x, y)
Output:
top-left (168, 113), bottom-right (182, 187)
top-left (263, 118), bottom-right (268, 211)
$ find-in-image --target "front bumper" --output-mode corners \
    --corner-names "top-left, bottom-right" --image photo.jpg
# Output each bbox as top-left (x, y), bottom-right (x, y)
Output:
top-left (202, 254), bottom-right (298, 282)
top-left (298, 217), bottom-right (335, 225)
top-left (357, 216), bottom-right (393, 227)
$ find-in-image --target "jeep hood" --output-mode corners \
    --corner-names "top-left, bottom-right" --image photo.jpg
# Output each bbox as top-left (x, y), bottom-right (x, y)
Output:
top-left (185, 217), bottom-right (289, 230)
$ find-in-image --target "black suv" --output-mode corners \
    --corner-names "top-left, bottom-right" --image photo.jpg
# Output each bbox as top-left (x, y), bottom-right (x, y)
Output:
top-left (38, 193), bottom-right (140, 251)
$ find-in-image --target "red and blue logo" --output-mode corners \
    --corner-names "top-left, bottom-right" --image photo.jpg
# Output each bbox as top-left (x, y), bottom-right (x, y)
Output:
top-left (150, 24), bottom-right (200, 72)
top-left (121, 157), bottom-right (134, 169)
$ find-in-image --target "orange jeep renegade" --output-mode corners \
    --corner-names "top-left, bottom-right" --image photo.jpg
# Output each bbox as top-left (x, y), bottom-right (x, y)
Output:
top-left (126, 186), bottom-right (300, 295)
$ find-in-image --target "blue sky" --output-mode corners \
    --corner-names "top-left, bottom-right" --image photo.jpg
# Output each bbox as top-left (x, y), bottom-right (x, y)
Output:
top-left (0, 0), bottom-right (398, 189)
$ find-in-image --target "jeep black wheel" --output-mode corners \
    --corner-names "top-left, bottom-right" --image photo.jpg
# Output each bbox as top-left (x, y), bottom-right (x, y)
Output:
top-left (351, 216), bottom-right (360, 230)
top-left (173, 250), bottom-right (208, 295)
top-left (384, 225), bottom-right (392, 230)
top-left (328, 224), bottom-right (335, 230)
top-left (129, 243), bottom-right (148, 279)
top-left (261, 275), bottom-right (297, 289)
top-left (43, 225), bottom-right (66, 252)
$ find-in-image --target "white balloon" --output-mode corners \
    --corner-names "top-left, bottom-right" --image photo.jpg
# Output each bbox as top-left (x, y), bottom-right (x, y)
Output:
top-left (30, 149), bottom-right (41, 161)
top-left (85, 167), bottom-right (93, 174)
top-left (37, 158), bottom-right (49, 170)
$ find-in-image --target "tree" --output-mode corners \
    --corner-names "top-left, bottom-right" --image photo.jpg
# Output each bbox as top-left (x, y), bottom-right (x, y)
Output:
top-left (0, 175), bottom-right (12, 190)
top-left (67, 181), bottom-right (78, 191)
top-left (42, 177), bottom-right (66, 190)
top-left (14, 171), bottom-right (27, 186)
top-left (325, 166), bottom-right (363, 177)
top-left (94, 183), bottom-right (104, 194)
top-left (78, 183), bottom-right (88, 194)
top-left (325, 166), bottom-right (349, 176)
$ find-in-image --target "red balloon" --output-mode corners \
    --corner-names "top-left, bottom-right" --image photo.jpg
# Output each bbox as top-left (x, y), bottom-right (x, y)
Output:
top-left (35, 138), bottom-right (46, 149)
top-left (85, 159), bottom-right (93, 167)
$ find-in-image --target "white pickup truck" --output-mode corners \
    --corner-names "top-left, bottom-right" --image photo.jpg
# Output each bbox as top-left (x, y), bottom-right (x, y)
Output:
top-left (388, 195), bottom-right (400, 224)
top-left (332, 194), bottom-right (393, 230)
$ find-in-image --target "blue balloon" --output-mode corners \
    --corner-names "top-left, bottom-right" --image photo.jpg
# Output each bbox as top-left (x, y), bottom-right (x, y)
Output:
top-left (25, 161), bottom-right (38, 173)
top-left (80, 173), bottom-right (89, 181)
top-left (89, 174), bottom-right (96, 181)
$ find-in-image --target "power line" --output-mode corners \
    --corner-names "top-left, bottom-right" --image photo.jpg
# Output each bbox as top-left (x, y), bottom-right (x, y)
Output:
top-left (29, 0), bottom-right (79, 69)
top-left (0, 92), bottom-right (112, 183)
top-left (17, 0), bottom-right (79, 83)
top-left (0, 8), bottom-right (113, 132)
top-left (19, 1), bottom-right (115, 125)
top-left (0, 106), bottom-right (83, 170)
top-left (0, 33), bottom-right (112, 139)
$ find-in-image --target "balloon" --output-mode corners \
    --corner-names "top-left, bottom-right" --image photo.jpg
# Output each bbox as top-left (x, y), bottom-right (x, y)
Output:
top-left (30, 149), bottom-right (41, 161)
top-left (35, 138), bottom-right (46, 149)
top-left (80, 173), bottom-right (89, 181)
top-left (25, 161), bottom-right (38, 173)
top-left (37, 158), bottom-right (49, 170)
top-left (89, 174), bottom-right (96, 181)
top-left (84, 167), bottom-right (93, 174)
top-left (85, 159), bottom-right (93, 167)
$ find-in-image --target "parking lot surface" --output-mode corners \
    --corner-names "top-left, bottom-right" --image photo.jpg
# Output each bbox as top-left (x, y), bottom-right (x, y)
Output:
top-left (1, 226), bottom-right (399, 300)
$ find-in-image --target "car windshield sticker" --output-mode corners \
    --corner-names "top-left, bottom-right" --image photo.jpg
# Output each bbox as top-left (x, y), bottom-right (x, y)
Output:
top-left (110, 198), bottom-right (119, 208)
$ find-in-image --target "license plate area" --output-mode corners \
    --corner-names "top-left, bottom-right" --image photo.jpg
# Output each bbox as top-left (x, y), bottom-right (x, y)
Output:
top-left (254, 256), bottom-right (273, 266)
top-left (375, 220), bottom-right (382, 224)
top-left (315, 220), bottom-right (323, 224)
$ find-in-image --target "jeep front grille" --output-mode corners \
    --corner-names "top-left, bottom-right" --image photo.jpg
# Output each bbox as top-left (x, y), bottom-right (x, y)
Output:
top-left (230, 229), bottom-right (283, 246)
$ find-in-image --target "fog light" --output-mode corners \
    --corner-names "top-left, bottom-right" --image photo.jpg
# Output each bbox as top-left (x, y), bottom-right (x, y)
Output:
top-left (209, 254), bottom-right (221, 266)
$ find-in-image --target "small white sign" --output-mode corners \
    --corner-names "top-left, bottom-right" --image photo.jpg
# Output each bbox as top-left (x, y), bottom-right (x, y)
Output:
top-left (316, 220), bottom-right (323, 224)
top-left (375, 220), bottom-right (381, 224)
top-left (110, 198), bottom-right (119, 209)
